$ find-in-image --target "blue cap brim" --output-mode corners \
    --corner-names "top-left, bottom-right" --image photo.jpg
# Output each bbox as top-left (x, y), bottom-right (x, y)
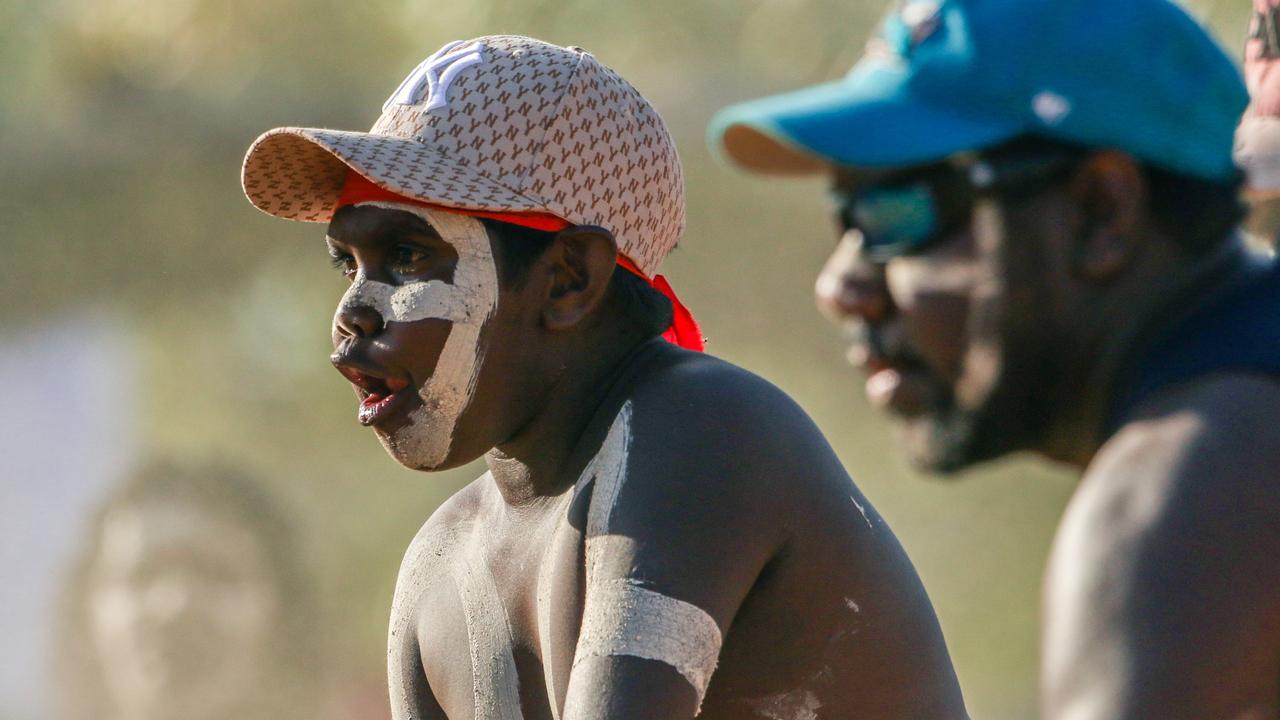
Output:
top-left (710, 60), bottom-right (1024, 175)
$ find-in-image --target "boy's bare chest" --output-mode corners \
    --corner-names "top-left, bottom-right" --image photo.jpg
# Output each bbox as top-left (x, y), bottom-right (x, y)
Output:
top-left (388, 494), bottom-right (587, 720)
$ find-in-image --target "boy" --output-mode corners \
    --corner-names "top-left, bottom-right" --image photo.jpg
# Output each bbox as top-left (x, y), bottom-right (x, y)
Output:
top-left (242, 35), bottom-right (967, 719)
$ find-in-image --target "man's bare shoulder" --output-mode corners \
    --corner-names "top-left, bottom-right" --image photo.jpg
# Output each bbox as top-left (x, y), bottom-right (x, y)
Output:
top-left (1085, 371), bottom-right (1280, 523)
top-left (1043, 373), bottom-right (1280, 719)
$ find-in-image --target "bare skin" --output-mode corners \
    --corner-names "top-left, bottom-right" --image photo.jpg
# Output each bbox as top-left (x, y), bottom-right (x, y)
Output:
top-left (1043, 374), bottom-right (1280, 720)
top-left (327, 205), bottom-right (968, 719)
top-left (815, 149), bottom-right (1280, 719)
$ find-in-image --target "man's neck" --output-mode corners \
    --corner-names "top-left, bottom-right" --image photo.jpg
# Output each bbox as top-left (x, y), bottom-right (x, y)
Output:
top-left (484, 333), bottom-right (661, 507)
top-left (1038, 237), bottom-right (1256, 468)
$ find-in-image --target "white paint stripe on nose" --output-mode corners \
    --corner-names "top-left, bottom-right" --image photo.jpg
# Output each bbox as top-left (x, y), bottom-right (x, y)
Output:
top-left (340, 275), bottom-right (479, 325)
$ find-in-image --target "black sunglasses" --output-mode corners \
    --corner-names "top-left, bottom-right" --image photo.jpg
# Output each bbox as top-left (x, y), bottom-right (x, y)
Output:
top-left (831, 150), bottom-right (1083, 262)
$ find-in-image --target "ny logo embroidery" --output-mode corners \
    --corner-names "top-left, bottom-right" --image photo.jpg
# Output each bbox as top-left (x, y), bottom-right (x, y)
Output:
top-left (383, 41), bottom-right (486, 113)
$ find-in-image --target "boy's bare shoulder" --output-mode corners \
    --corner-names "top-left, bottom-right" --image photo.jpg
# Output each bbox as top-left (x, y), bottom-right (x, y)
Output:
top-left (628, 347), bottom-right (844, 472)
top-left (617, 346), bottom-right (853, 523)
top-left (393, 474), bottom-right (490, 596)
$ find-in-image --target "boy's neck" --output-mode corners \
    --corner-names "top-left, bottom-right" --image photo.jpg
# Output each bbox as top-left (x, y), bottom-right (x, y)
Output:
top-left (484, 333), bottom-right (664, 507)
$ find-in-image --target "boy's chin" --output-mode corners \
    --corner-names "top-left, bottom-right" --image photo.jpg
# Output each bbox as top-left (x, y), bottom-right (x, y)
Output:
top-left (375, 429), bottom-right (445, 472)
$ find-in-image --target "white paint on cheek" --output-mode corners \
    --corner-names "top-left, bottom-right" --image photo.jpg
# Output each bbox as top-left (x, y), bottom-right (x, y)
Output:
top-left (453, 529), bottom-right (525, 720)
top-left (349, 202), bottom-right (499, 469)
top-left (565, 403), bottom-right (724, 713)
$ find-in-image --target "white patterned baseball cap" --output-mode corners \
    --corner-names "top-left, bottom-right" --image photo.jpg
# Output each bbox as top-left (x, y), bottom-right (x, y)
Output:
top-left (242, 35), bottom-right (685, 278)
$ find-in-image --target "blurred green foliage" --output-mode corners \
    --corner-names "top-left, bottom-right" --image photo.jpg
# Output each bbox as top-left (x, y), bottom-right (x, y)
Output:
top-left (1, 1), bottom-right (1249, 717)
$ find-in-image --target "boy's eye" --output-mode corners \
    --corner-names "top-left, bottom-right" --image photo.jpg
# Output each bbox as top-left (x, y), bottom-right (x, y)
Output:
top-left (388, 245), bottom-right (431, 274)
top-left (328, 251), bottom-right (356, 279)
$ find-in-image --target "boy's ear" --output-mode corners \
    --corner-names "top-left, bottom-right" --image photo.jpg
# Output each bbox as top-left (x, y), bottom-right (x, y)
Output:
top-left (1067, 150), bottom-right (1147, 283)
top-left (539, 225), bottom-right (618, 332)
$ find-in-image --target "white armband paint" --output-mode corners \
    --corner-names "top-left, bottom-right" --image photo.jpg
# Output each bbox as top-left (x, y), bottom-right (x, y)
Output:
top-left (567, 402), bottom-right (724, 713)
top-left (573, 578), bottom-right (723, 706)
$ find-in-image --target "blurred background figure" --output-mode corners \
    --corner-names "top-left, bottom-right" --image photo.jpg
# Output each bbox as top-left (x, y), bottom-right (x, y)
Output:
top-left (1238, 0), bottom-right (1280, 251)
top-left (54, 460), bottom-right (329, 720)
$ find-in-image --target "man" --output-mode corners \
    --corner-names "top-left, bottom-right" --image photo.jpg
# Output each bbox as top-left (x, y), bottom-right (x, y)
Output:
top-left (241, 35), bottom-right (967, 719)
top-left (711, 1), bottom-right (1280, 718)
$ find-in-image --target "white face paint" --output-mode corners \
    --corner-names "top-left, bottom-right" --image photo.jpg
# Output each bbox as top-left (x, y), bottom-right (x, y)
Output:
top-left (336, 202), bottom-right (499, 469)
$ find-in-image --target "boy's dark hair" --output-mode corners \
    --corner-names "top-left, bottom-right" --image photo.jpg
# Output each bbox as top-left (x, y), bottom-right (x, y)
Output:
top-left (483, 219), bottom-right (674, 337)
top-left (999, 136), bottom-right (1246, 256)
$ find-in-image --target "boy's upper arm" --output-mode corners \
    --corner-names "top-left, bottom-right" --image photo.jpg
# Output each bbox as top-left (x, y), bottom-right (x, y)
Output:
top-left (1042, 376), bottom-right (1280, 720)
top-left (562, 372), bottom-right (801, 719)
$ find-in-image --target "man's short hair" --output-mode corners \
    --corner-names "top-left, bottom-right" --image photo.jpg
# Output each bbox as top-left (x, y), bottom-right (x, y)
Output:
top-left (482, 219), bottom-right (675, 337)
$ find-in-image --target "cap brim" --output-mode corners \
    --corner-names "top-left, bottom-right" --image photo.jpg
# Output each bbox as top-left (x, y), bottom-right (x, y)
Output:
top-left (241, 127), bottom-right (541, 222)
top-left (710, 59), bottom-right (1023, 176)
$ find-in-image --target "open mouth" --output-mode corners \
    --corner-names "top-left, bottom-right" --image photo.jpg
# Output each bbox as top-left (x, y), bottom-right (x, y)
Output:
top-left (335, 366), bottom-right (414, 427)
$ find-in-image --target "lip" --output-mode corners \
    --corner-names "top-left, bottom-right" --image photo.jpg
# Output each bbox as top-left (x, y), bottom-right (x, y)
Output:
top-left (331, 356), bottom-right (418, 428)
top-left (850, 347), bottom-right (933, 419)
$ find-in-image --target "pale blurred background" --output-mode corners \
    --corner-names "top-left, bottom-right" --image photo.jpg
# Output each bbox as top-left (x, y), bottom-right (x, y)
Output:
top-left (0, 1), bottom-right (1252, 718)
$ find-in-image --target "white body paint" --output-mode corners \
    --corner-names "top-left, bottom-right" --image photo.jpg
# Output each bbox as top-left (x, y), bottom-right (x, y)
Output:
top-left (453, 528), bottom-right (525, 720)
top-left (390, 403), bottom-right (727, 718)
top-left (339, 202), bottom-right (499, 469)
top-left (388, 522), bottom-right (466, 720)
top-left (574, 578), bottom-right (722, 698)
top-left (746, 688), bottom-right (822, 720)
top-left (564, 402), bottom-right (725, 714)
top-left (535, 490), bottom-right (577, 720)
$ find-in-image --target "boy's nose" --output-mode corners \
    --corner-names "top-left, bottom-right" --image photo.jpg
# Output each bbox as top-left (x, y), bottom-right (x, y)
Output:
top-left (334, 303), bottom-right (384, 339)
top-left (815, 231), bottom-right (894, 324)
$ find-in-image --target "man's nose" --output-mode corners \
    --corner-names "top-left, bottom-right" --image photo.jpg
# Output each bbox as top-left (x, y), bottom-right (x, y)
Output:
top-left (815, 230), bottom-right (894, 324)
top-left (334, 302), bottom-right (384, 339)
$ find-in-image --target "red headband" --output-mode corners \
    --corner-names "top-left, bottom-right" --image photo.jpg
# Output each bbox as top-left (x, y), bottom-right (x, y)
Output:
top-left (335, 171), bottom-right (704, 351)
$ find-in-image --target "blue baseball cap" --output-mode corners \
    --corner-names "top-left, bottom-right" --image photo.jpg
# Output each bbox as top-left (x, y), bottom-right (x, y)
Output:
top-left (710, 0), bottom-right (1248, 181)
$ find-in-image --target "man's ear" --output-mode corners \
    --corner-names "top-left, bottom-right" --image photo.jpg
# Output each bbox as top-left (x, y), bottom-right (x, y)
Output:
top-left (539, 225), bottom-right (618, 332)
top-left (1067, 151), bottom-right (1147, 283)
